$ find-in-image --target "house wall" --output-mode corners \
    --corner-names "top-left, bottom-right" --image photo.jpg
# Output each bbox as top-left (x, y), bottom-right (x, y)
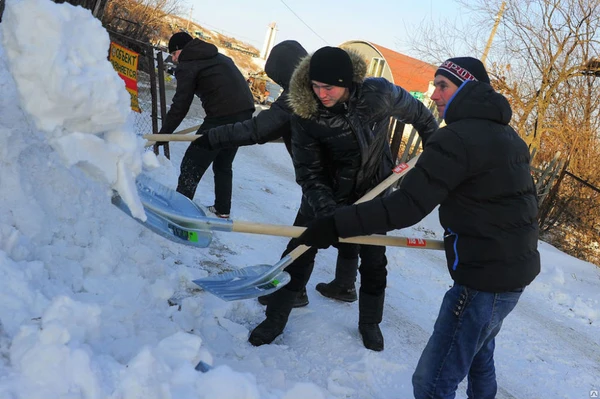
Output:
top-left (340, 41), bottom-right (395, 83)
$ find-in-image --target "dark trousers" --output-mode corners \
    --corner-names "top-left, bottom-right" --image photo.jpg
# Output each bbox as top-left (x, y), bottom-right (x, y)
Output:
top-left (282, 210), bottom-right (386, 294)
top-left (177, 145), bottom-right (237, 213)
top-left (176, 111), bottom-right (253, 214)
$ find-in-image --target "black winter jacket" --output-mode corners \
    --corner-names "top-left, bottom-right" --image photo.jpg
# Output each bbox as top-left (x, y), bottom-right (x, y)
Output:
top-left (206, 40), bottom-right (307, 154)
top-left (288, 50), bottom-right (439, 219)
top-left (336, 81), bottom-right (540, 292)
top-left (159, 39), bottom-right (255, 134)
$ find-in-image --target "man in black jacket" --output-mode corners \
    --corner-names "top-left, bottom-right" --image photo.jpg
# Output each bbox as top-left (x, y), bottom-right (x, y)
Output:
top-left (194, 40), bottom-right (303, 155)
top-left (159, 32), bottom-right (255, 218)
top-left (191, 40), bottom-right (361, 307)
top-left (296, 57), bottom-right (540, 398)
top-left (248, 46), bottom-right (439, 351)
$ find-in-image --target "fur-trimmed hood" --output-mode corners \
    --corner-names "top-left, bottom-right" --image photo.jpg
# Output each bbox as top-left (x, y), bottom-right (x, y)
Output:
top-left (287, 49), bottom-right (367, 119)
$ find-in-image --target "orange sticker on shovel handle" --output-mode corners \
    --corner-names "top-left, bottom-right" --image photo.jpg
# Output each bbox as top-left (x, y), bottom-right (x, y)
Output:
top-left (406, 238), bottom-right (427, 247)
top-left (393, 162), bottom-right (409, 173)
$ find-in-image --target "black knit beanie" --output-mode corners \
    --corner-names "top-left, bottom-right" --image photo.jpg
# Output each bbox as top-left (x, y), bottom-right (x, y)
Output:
top-left (309, 46), bottom-right (353, 88)
top-left (435, 57), bottom-right (490, 87)
top-left (168, 32), bottom-right (193, 54)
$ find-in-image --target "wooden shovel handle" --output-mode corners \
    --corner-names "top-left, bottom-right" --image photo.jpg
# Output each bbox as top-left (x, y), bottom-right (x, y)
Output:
top-left (144, 133), bottom-right (201, 142)
top-left (144, 132), bottom-right (285, 144)
top-left (231, 220), bottom-right (443, 250)
top-left (356, 154), bottom-right (420, 203)
top-left (143, 124), bottom-right (202, 147)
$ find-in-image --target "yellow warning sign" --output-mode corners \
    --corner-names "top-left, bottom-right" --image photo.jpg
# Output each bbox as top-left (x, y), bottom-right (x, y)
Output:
top-left (109, 42), bottom-right (141, 112)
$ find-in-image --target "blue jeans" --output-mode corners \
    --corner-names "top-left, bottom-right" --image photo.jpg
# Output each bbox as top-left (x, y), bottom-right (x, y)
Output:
top-left (412, 283), bottom-right (523, 399)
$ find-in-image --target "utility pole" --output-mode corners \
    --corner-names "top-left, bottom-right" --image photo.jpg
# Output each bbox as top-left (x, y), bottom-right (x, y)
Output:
top-left (481, 1), bottom-right (506, 65)
top-left (260, 22), bottom-right (277, 60)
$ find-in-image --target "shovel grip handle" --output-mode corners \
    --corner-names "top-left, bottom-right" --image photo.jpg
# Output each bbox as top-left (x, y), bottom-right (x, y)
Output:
top-left (144, 134), bottom-right (201, 142)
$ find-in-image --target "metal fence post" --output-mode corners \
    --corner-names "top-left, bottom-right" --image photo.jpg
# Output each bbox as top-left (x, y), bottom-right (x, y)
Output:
top-left (389, 118), bottom-right (405, 165)
top-left (147, 48), bottom-right (165, 157)
top-left (156, 51), bottom-right (169, 158)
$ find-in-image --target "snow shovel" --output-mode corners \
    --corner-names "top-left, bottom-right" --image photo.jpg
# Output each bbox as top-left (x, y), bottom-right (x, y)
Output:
top-left (193, 154), bottom-right (422, 301)
top-left (114, 175), bottom-right (439, 250)
top-left (111, 175), bottom-right (213, 248)
top-left (132, 174), bottom-right (444, 250)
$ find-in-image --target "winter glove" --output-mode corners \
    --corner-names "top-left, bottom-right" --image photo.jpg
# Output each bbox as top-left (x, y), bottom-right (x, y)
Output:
top-left (193, 134), bottom-right (212, 150)
top-left (297, 215), bottom-right (339, 249)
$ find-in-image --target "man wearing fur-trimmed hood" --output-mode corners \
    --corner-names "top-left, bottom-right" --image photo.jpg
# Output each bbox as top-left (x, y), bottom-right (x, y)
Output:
top-left (248, 46), bottom-right (439, 351)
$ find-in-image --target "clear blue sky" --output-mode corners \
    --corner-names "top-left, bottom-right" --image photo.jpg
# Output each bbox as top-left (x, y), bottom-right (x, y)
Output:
top-left (188, 0), bottom-right (464, 56)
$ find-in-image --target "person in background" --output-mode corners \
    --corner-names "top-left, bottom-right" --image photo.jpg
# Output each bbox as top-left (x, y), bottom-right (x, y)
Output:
top-left (158, 32), bottom-right (255, 219)
top-left (192, 40), bottom-right (303, 157)
top-left (295, 57), bottom-right (540, 398)
top-left (248, 46), bottom-right (438, 351)
top-left (191, 40), bottom-right (360, 308)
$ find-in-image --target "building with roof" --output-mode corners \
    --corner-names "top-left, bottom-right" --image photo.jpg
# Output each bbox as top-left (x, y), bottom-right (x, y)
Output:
top-left (340, 40), bottom-right (437, 100)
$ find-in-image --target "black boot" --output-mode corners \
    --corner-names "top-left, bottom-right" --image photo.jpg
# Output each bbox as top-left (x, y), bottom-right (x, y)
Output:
top-left (249, 288), bottom-right (296, 346)
top-left (315, 283), bottom-right (357, 302)
top-left (257, 287), bottom-right (309, 308)
top-left (315, 256), bottom-right (358, 302)
top-left (358, 292), bottom-right (385, 351)
top-left (359, 324), bottom-right (384, 352)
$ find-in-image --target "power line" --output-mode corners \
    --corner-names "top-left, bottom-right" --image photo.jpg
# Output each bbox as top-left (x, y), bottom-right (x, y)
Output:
top-left (279, 0), bottom-right (329, 45)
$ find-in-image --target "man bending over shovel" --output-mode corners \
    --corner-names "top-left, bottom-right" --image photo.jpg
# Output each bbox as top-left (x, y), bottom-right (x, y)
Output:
top-left (248, 46), bottom-right (438, 351)
top-left (191, 40), bottom-right (360, 308)
top-left (157, 32), bottom-right (255, 219)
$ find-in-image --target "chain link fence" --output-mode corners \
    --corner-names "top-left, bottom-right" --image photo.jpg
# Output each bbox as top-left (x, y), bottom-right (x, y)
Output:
top-left (133, 69), bottom-right (155, 137)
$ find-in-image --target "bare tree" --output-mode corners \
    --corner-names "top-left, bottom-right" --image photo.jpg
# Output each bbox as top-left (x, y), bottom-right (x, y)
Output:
top-left (103, 0), bottom-right (182, 42)
top-left (400, 0), bottom-right (497, 65)
top-left (404, 0), bottom-right (600, 265)
top-left (485, 1), bottom-right (600, 148)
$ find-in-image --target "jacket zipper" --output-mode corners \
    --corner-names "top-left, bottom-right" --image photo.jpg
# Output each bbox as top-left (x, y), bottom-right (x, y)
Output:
top-left (445, 228), bottom-right (459, 270)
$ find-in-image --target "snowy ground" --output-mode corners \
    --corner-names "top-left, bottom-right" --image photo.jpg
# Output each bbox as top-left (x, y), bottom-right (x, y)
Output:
top-left (147, 141), bottom-right (600, 399)
top-left (2, 112), bottom-right (599, 398)
top-left (1, 0), bottom-right (599, 398)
